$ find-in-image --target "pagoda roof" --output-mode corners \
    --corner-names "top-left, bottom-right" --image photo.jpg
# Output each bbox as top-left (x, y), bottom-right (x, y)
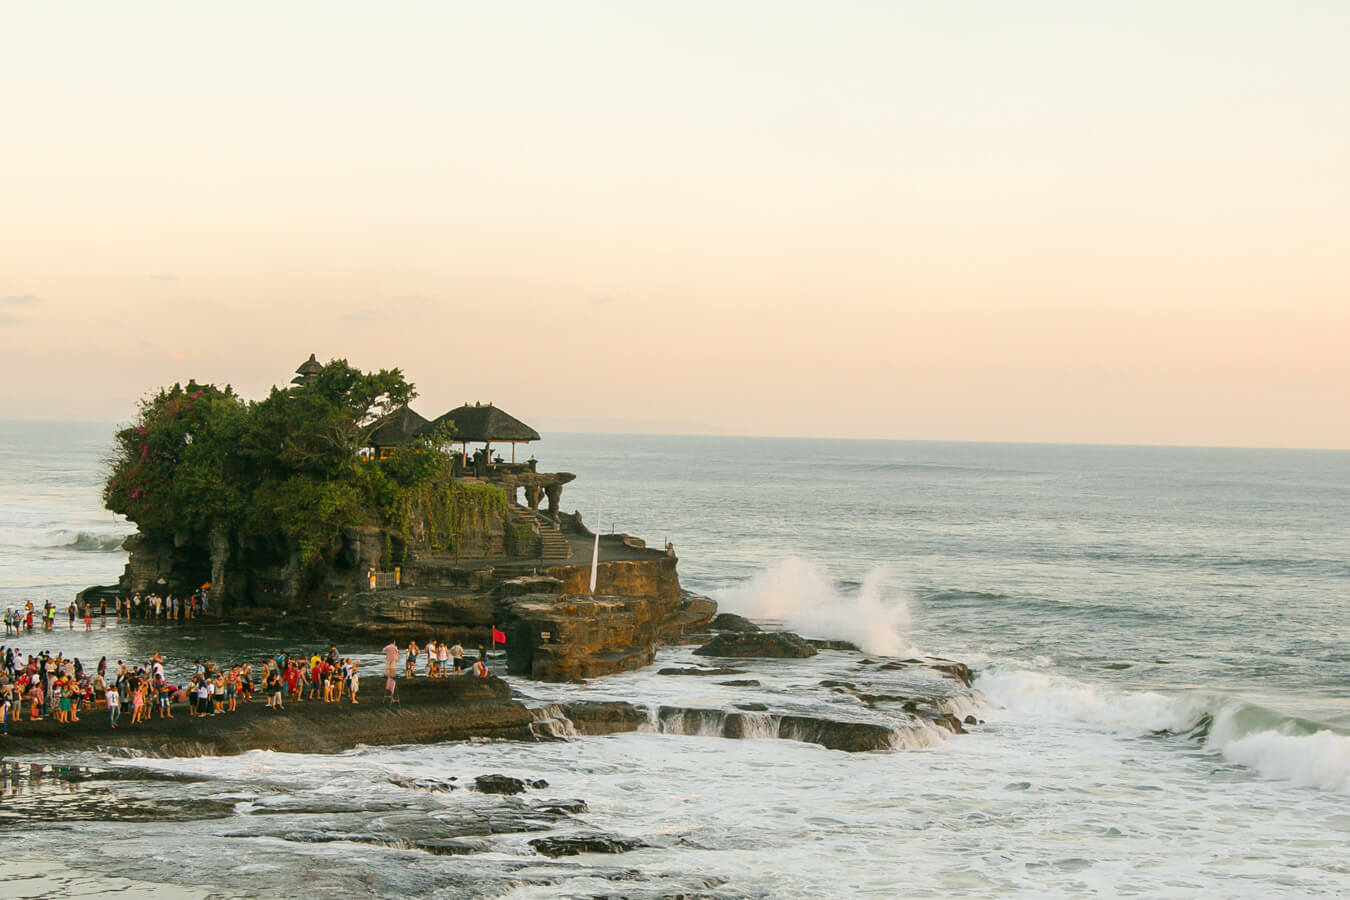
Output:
top-left (431, 403), bottom-right (540, 443)
top-left (291, 353), bottom-right (323, 385)
top-left (367, 405), bottom-right (431, 448)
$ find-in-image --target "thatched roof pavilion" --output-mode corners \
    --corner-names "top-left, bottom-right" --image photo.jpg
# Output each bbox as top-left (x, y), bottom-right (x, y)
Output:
top-left (431, 402), bottom-right (540, 464)
top-left (431, 403), bottom-right (540, 445)
top-left (367, 405), bottom-right (431, 458)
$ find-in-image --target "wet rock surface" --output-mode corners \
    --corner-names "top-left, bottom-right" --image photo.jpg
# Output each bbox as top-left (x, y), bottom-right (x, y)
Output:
top-left (1, 675), bottom-right (534, 758)
top-left (475, 773), bottom-right (548, 794)
top-left (879, 657), bottom-right (975, 687)
top-left (809, 638), bottom-right (862, 652)
top-left (693, 631), bottom-right (818, 659)
top-left (658, 665), bottom-right (747, 676)
top-left (530, 834), bottom-right (647, 857)
top-left (710, 612), bottom-right (760, 633)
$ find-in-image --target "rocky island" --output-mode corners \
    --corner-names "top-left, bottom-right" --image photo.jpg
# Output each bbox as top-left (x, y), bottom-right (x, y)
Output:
top-left (91, 355), bottom-right (714, 680)
top-left (45, 356), bottom-right (978, 761)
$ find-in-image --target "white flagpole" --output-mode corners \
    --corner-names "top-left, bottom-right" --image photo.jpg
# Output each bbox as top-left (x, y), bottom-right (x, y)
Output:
top-left (588, 503), bottom-right (600, 593)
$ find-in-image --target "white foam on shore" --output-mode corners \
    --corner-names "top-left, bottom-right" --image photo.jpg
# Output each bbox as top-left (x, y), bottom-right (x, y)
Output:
top-left (977, 665), bottom-right (1350, 793)
top-left (712, 557), bottom-right (919, 656)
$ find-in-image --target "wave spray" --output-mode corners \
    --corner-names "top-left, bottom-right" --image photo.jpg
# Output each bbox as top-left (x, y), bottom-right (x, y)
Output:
top-left (712, 557), bottom-right (919, 657)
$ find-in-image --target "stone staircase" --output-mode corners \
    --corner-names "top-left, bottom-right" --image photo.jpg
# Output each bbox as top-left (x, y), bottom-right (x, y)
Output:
top-left (510, 506), bottom-right (573, 562)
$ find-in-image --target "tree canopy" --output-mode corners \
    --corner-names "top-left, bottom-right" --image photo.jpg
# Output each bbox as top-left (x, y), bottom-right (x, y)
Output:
top-left (104, 359), bottom-right (453, 565)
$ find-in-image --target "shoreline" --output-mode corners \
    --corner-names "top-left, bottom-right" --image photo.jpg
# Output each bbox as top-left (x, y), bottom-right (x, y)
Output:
top-left (1, 675), bottom-right (541, 758)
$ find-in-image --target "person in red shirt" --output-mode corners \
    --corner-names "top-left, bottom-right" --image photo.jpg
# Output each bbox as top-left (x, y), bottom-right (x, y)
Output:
top-left (284, 665), bottom-right (300, 702)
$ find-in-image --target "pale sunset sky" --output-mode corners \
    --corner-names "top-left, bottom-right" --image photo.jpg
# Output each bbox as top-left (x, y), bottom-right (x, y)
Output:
top-left (2, 2), bottom-right (1347, 447)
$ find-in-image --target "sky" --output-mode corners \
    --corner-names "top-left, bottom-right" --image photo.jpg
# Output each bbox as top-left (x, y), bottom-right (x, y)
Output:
top-left (2, 2), bottom-right (1347, 448)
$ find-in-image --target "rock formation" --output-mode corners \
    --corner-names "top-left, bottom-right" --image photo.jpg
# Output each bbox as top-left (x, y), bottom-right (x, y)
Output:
top-left (693, 631), bottom-right (819, 659)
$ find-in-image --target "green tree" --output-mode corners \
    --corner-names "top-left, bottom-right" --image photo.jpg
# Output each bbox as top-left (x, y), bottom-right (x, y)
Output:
top-left (105, 359), bottom-right (438, 569)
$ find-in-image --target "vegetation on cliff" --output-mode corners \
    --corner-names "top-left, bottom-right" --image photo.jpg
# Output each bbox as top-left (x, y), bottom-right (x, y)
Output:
top-left (103, 359), bottom-right (502, 570)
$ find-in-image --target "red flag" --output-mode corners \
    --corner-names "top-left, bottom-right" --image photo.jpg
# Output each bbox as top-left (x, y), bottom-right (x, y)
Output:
top-left (491, 627), bottom-right (506, 645)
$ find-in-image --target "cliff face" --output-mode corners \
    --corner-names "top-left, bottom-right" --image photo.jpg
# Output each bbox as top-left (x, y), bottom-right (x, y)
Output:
top-left (545, 557), bottom-right (682, 608)
top-left (110, 491), bottom-right (717, 684)
top-left (115, 491), bottom-right (519, 619)
top-left (498, 591), bottom-right (662, 681)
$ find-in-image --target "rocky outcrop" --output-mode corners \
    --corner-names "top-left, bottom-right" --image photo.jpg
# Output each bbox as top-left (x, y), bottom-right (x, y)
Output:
top-left (546, 556), bottom-right (682, 613)
top-left (693, 631), bottom-right (818, 659)
top-left (710, 612), bottom-right (760, 633)
top-left (657, 666), bottom-right (746, 676)
top-left (537, 700), bottom-right (649, 736)
top-left (648, 706), bottom-right (935, 751)
top-left (880, 657), bottom-right (975, 687)
top-left (474, 774), bottom-right (548, 794)
top-left (498, 593), bottom-right (662, 681)
top-left (331, 589), bottom-right (497, 643)
top-left (808, 638), bottom-right (861, 652)
top-left (529, 835), bottom-right (646, 857)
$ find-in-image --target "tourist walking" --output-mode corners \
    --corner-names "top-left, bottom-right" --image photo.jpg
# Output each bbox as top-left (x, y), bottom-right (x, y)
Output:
top-left (106, 685), bottom-right (120, 728)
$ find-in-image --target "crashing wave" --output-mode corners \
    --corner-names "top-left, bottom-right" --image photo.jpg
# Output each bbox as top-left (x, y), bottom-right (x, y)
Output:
top-left (976, 666), bottom-right (1350, 793)
top-left (64, 531), bottom-right (128, 552)
top-left (712, 558), bottom-right (919, 657)
top-left (0, 525), bottom-right (129, 552)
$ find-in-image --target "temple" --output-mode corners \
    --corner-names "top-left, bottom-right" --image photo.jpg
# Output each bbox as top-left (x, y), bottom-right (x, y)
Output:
top-left (98, 355), bottom-right (715, 681)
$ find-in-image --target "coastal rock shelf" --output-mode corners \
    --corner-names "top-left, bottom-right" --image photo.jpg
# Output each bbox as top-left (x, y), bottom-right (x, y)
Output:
top-left (2, 677), bottom-right (534, 758)
top-left (2, 655), bottom-right (979, 758)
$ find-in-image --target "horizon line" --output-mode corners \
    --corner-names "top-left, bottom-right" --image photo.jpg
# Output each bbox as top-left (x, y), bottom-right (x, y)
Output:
top-left (3, 418), bottom-right (1348, 454)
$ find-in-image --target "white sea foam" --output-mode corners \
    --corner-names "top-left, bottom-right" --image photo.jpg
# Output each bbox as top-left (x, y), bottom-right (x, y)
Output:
top-left (977, 665), bottom-right (1350, 793)
top-left (712, 557), bottom-right (919, 657)
top-left (0, 524), bottom-right (129, 552)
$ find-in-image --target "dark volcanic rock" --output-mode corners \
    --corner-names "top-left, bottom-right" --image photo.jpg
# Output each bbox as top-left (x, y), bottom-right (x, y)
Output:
top-left (710, 613), bottom-right (760, 633)
top-left (693, 631), bottom-right (817, 659)
top-left (735, 702), bottom-right (769, 711)
top-left (416, 838), bottom-right (491, 856)
top-left (529, 834), bottom-right (646, 857)
top-left (718, 679), bottom-right (761, 687)
top-left (475, 774), bottom-right (545, 794)
top-left (808, 639), bottom-right (861, 652)
top-left (551, 700), bottom-right (650, 735)
top-left (530, 799), bottom-right (589, 815)
top-left (657, 666), bottom-right (746, 676)
top-left (932, 661), bottom-right (975, 687)
top-left (776, 715), bottom-right (900, 752)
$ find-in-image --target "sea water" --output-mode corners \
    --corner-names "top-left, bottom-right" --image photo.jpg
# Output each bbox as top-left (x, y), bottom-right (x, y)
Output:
top-left (1, 422), bottom-right (1348, 897)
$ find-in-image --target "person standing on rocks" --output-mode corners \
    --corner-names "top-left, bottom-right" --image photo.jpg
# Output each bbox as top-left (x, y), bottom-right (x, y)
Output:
top-left (405, 640), bottom-right (419, 678)
top-left (105, 683), bottom-right (120, 728)
top-left (382, 640), bottom-right (399, 678)
top-left (450, 642), bottom-right (465, 675)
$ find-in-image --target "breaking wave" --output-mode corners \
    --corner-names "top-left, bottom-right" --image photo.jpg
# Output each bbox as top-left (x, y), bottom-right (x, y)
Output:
top-left (712, 558), bottom-right (919, 657)
top-left (977, 666), bottom-right (1350, 793)
top-left (0, 526), bottom-right (128, 552)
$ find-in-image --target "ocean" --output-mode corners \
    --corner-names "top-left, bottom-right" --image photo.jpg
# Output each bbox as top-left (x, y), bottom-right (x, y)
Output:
top-left (1, 421), bottom-right (1348, 897)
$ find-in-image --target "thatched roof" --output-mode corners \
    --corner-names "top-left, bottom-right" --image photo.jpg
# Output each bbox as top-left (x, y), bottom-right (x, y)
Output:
top-left (368, 405), bottom-right (430, 448)
top-left (291, 353), bottom-right (323, 385)
top-left (430, 403), bottom-right (540, 443)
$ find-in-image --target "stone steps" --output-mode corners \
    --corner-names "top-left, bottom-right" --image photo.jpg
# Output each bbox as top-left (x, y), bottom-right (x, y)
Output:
top-left (509, 506), bottom-right (572, 561)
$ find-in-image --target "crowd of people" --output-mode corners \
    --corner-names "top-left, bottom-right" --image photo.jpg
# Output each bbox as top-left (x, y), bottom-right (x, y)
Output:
top-left (3, 592), bottom-right (210, 636)
top-left (0, 643), bottom-right (420, 734)
top-left (383, 638), bottom-right (491, 679)
top-left (0, 629), bottom-right (500, 735)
